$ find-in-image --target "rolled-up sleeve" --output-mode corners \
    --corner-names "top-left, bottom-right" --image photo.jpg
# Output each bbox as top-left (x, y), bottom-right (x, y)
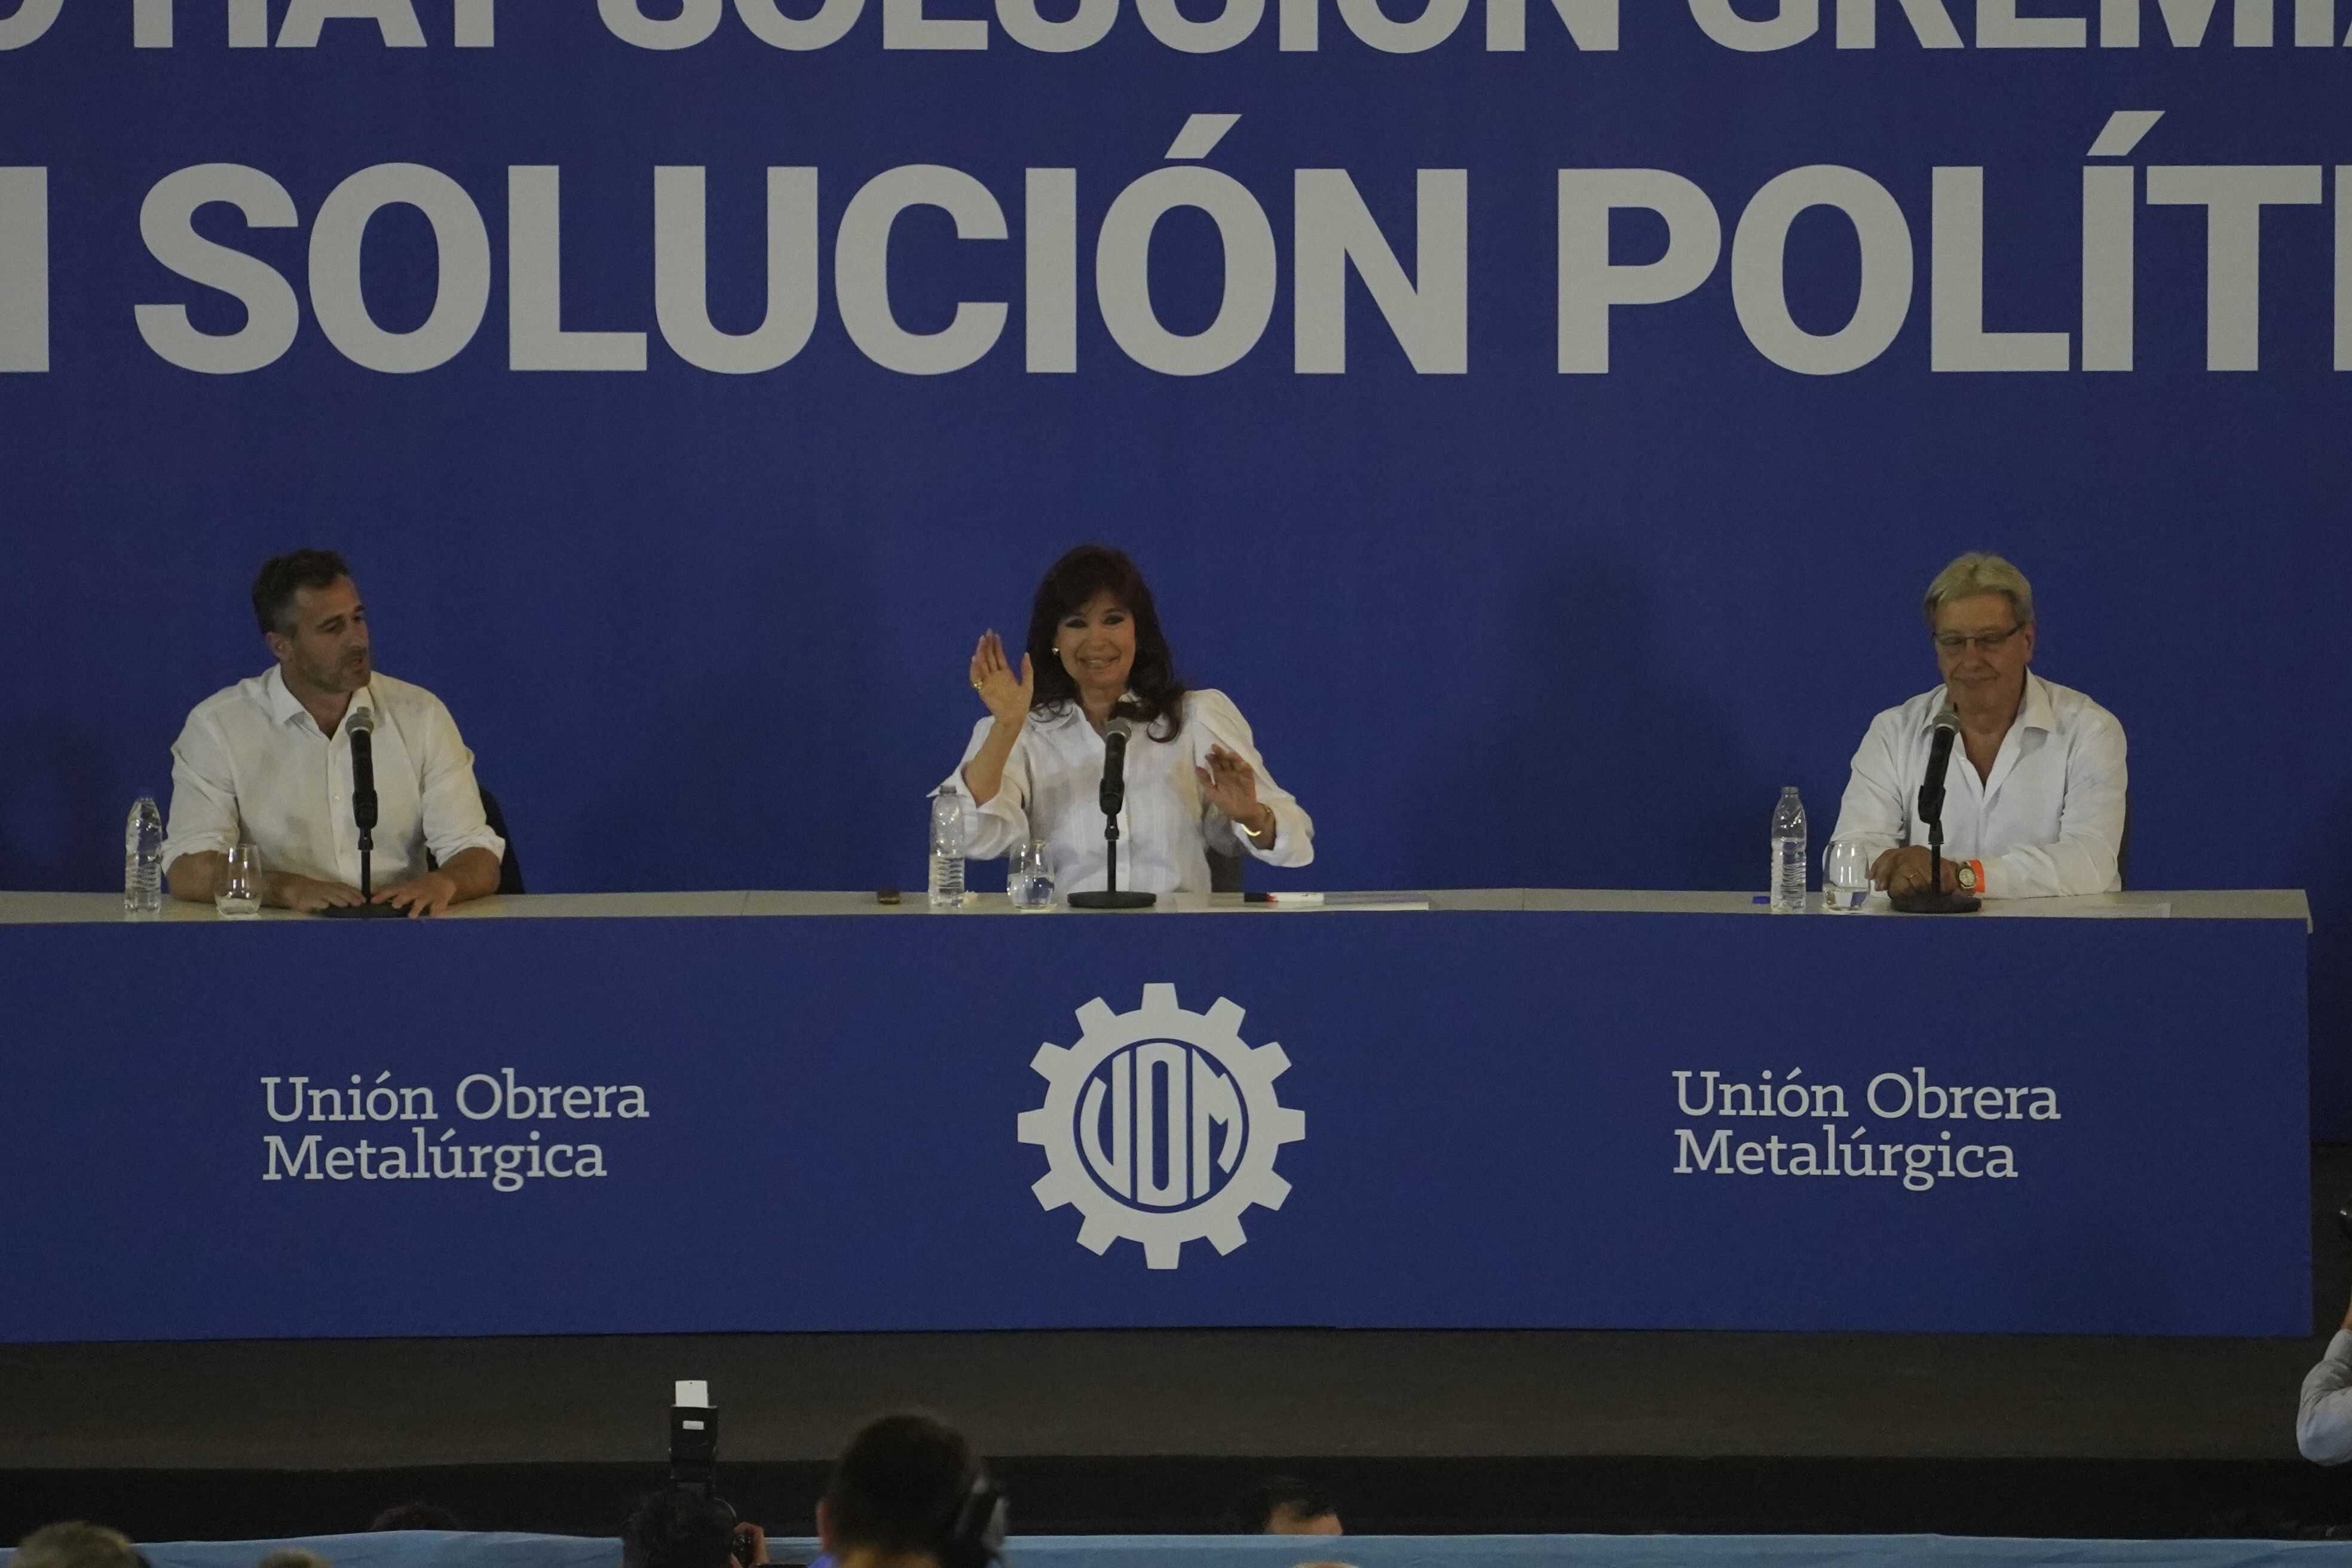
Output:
top-left (415, 697), bottom-right (505, 869)
top-left (1190, 692), bottom-right (1313, 869)
top-left (1983, 711), bottom-right (2126, 898)
top-left (1826, 710), bottom-right (1908, 871)
top-left (944, 718), bottom-right (1030, 861)
top-left (2299, 1331), bottom-right (2352, 1463)
top-left (161, 708), bottom-right (243, 870)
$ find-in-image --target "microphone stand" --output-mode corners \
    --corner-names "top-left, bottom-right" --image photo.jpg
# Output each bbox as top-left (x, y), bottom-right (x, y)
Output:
top-left (1068, 731), bottom-right (1156, 910)
top-left (321, 719), bottom-right (408, 918)
top-left (1889, 722), bottom-right (1981, 915)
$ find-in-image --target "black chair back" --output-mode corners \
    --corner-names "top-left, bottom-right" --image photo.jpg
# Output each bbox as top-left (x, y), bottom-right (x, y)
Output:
top-left (479, 785), bottom-right (523, 895)
top-left (2115, 791), bottom-right (2130, 892)
top-left (430, 785), bottom-right (523, 895)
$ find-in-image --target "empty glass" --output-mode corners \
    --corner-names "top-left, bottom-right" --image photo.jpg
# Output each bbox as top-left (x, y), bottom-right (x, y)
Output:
top-left (1009, 840), bottom-right (1056, 910)
top-left (1823, 839), bottom-right (1873, 913)
top-left (216, 842), bottom-right (262, 919)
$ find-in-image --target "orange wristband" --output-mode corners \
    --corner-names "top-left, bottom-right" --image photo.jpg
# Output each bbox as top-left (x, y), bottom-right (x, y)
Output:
top-left (1966, 859), bottom-right (1984, 893)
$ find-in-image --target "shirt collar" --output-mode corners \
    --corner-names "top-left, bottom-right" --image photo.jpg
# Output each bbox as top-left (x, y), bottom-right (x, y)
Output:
top-left (1037, 691), bottom-right (1140, 731)
top-left (1927, 673), bottom-right (2053, 736)
top-left (2016, 672), bottom-right (2056, 733)
top-left (264, 665), bottom-right (375, 735)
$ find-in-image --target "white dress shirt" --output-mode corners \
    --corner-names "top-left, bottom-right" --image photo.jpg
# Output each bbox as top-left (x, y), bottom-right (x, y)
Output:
top-left (163, 667), bottom-right (505, 890)
top-left (941, 690), bottom-right (1314, 896)
top-left (2299, 1331), bottom-right (2352, 1463)
top-left (1827, 673), bottom-right (2127, 898)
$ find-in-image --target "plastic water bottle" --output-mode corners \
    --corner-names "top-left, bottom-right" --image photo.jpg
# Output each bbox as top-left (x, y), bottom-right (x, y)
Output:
top-left (124, 796), bottom-right (165, 918)
top-left (929, 791), bottom-right (967, 909)
top-left (1769, 786), bottom-right (1808, 914)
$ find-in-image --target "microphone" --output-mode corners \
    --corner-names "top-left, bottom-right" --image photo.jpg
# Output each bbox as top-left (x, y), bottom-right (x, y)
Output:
top-left (1889, 701), bottom-right (1978, 915)
top-left (319, 701), bottom-right (404, 915)
top-left (347, 705), bottom-right (379, 835)
top-left (1066, 715), bottom-right (1156, 909)
top-left (1918, 709), bottom-right (1957, 831)
top-left (1099, 717), bottom-right (1132, 818)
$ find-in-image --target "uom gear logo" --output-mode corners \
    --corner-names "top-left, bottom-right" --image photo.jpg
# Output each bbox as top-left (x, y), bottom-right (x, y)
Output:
top-left (1018, 984), bottom-right (1305, 1270)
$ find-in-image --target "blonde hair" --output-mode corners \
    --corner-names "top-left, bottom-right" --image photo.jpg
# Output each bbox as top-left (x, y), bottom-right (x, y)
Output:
top-left (15, 1525), bottom-right (139, 1568)
top-left (1922, 552), bottom-right (2034, 627)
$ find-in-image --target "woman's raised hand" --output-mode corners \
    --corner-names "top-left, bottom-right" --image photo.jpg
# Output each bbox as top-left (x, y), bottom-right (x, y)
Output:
top-left (969, 630), bottom-right (1034, 728)
top-left (1196, 744), bottom-right (1266, 825)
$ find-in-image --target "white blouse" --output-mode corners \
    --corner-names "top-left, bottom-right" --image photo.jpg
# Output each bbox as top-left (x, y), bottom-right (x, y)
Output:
top-left (941, 690), bottom-right (1315, 896)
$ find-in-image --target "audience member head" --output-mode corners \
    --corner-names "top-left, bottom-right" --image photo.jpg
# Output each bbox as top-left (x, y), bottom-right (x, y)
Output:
top-left (817, 1410), bottom-right (1003, 1568)
top-left (1230, 1476), bottom-right (1343, 1536)
top-left (15, 1523), bottom-right (141, 1568)
top-left (254, 1549), bottom-right (332, 1568)
top-left (620, 1489), bottom-right (742, 1568)
top-left (367, 1502), bottom-right (465, 1532)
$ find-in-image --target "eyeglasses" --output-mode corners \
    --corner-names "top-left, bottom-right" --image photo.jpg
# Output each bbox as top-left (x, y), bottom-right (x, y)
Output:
top-left (1933, 624), bottom-right (2028, 656)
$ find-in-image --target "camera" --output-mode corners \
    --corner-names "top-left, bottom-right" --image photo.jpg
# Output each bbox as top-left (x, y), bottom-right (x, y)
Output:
top-left (669, 1381), bottom-right (756, 1568)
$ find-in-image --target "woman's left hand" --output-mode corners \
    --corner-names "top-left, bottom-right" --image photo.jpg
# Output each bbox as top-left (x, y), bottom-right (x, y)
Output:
top-left (1198, 745), bottom-right (1273, 837)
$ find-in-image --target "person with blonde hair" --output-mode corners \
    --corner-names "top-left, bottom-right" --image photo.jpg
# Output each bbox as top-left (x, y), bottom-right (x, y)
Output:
top-left (1827, 552), bottom-right (2127, 900)
top-left (14, 1523), bottom-right (140, 1568)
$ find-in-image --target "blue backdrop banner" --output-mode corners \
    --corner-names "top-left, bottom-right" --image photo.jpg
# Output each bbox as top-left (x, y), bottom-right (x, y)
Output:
top-left (0, 906), bottom-right (2307, 1342)
top-left (0, 5), bottom-right (2343, 1118)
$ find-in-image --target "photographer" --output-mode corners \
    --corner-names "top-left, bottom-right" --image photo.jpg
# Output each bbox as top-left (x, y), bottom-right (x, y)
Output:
top-left (816, 1412), bottom-right (1004, 1568)
top-left (622, 1489), bottom-right (768, 1568)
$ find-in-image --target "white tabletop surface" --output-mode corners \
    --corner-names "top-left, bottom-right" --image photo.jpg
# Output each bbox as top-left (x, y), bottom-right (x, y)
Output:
top-left (0, 889), bottom-right (2311, 925)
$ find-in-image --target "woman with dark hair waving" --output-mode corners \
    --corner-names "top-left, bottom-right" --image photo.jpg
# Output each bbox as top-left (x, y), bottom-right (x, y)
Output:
top-left (944, 545), bottom-right (1314, 897)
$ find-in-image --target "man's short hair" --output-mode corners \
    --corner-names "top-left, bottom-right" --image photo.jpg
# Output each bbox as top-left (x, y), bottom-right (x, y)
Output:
top-left (1922, 552), bottom-right (2034, 628)
top-left (14, 1523), bottom-right (141, 1568)
top-left (619, 1490), bottom-right (736, 1568)
top-left (823, 1411), bottom-right (981, 1555)
top-left (1229, 1475), bottom-right (1337, 1533)
top-left (252, 550), bottom-right (353, 637)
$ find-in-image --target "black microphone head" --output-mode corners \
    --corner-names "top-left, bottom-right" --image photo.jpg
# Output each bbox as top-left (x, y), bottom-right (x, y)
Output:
top-left (348, 704), bottom-right (375, 737)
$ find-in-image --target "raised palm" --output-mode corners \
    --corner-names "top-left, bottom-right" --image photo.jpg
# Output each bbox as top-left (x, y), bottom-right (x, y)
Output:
top-left (969, 629), bottom-right (1033, 727)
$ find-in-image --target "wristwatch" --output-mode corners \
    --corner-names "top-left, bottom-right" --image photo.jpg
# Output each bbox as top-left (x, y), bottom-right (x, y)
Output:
top-left (1955, 860), bottom-right (1983, 893)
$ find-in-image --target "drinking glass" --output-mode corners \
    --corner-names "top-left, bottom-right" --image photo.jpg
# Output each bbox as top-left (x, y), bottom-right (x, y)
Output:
top-left (1823, 839), bottom-right (1874, 913)
top-left (1009, 840), bottom-right (1056, 911)
top-left (216, 842), bottom-right (262, 919)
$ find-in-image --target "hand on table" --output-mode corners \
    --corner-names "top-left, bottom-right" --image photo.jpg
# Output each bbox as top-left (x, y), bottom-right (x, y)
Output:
top-left (730, 1524), bottom-right (768, 1567)
top-left (272, 874), bottom-right (366, 913)
top-left (1871, 846), bottom-right (1959, 898)
top-left (372, 870), bottom-right (460, 918)
top-left (969, 630), bottom-right (1033, 728)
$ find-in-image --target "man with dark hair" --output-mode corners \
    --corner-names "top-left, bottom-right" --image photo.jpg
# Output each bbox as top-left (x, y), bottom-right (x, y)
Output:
top-left (163, 550), bottom-right (504, 916)
top-left (817, 1411), bottom-right (1004, 1568)
top-left (620, 1489), bottom-right (765, 1568)
top-left (1230, 1475), bottom-right (1343, 1536)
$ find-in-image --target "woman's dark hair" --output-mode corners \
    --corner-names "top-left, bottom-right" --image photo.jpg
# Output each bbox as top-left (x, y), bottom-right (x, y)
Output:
top-left (1024, 544), bottom-right (1187, 742)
